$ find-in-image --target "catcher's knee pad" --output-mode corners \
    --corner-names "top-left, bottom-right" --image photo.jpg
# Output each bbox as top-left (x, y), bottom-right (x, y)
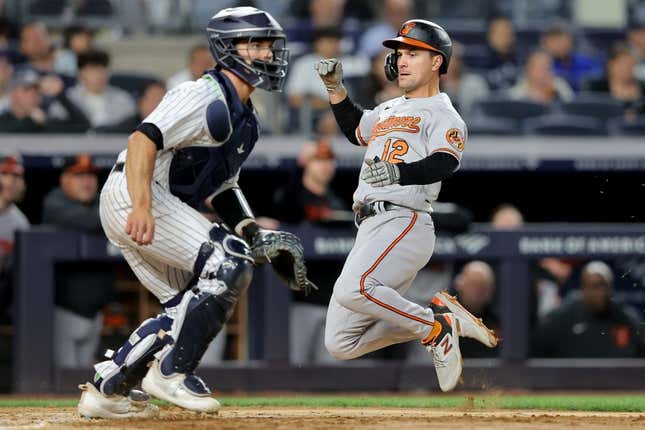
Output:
top-left (193, 224), bottom-right (254, 285)
top-left (93, 315), bottom-right (174, 396)
top-left (158, 227), bottom-right (254, 375)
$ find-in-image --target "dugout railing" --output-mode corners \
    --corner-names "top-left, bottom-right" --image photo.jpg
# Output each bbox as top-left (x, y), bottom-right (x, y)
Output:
top-left (13, 224), bottom-right (645, 393)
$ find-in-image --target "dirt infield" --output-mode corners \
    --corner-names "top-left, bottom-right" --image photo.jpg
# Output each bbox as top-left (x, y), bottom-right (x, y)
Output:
top-left (0, 407), bottom-right (643, 430)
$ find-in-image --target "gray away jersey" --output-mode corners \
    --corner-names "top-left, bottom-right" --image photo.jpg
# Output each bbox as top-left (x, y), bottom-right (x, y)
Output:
top-left (353, 92), bottom-right (467, 212)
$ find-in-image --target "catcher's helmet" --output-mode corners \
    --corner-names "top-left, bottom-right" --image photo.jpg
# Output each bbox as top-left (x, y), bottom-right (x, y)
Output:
top-left (206, 7), bottom-right (289, 92)
top-left (382, 19), bottom-right (452, 80)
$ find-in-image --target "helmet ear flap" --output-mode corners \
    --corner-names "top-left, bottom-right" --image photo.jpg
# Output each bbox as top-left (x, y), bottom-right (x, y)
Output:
top-left (384, 52), bottom-right (398, 81)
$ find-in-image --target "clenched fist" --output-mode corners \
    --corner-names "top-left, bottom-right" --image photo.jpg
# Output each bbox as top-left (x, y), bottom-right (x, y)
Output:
top-left (314, 58), bottom-right (345, 93)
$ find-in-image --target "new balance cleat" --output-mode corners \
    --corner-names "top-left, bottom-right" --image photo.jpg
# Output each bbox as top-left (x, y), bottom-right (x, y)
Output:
top-left (422, 313), bottom-right (462, 392)
top-left (430, 291), bottom-right (498, 348)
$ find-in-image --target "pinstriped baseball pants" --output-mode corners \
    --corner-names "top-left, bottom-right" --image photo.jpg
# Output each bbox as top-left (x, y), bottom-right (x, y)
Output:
top-left (324, 209), bottom-right (436, 360)
top-left (99, 169), bottom-right (221, 303)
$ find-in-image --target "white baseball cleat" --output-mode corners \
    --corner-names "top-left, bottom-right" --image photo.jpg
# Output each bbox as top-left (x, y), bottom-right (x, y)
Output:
top-left (430, 291), bottom-right (498, 348)
top-left (141, 359), bottom-right (220, 413)
top-left (78, 383), bottom-right (160, 419)
top-left (422, 313), bottom-right (462, 392)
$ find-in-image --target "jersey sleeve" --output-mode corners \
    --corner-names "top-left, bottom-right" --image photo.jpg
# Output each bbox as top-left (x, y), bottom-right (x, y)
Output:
top-left (425, 112), bottom-right (467, 167)
top-left (355, 106), bottom-right (380, 147)
top-left (142, 81), bottom-right (214, 150)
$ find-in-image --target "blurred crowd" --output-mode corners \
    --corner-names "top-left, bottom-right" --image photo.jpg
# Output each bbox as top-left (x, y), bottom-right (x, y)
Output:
top-left (0, 0), bottom-right (644, 368)
top-left (0, 0), bottom-right (644, 135)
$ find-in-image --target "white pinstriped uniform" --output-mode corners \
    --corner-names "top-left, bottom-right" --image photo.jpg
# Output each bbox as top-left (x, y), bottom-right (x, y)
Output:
top-left (100, 75), bottom-right (237, 302)
top-left (325, 93), bottom-right (467, 359)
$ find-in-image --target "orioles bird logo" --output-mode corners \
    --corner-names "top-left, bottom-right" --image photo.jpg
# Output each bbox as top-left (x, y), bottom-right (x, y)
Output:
top-left (400, 22), bottom-right (415, 36)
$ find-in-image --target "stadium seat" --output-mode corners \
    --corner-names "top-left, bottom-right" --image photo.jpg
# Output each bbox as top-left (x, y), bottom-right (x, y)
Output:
top-left (475, 98), bottom-right (549, 120)
top-left (609, 116), bottom-right (645, 136)
top-left (109, 73), bottom-right (160, 99)
top-left (467, 116), bottom-right (521, 136)
top-left (524, 114), bottom-right (609, 136)
top-left (561, 94), bottom-right (624, 119)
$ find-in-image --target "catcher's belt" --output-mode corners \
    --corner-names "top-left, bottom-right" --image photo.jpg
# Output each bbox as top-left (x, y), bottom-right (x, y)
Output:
top-left (112, 162), bottom-right (125, 173)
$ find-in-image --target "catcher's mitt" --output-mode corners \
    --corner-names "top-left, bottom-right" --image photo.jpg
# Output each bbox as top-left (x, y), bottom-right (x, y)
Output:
top-left (250, 229), bottom-right (318, 295)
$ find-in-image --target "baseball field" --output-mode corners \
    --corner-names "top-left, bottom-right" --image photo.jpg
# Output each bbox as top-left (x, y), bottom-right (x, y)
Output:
top-left (0, 394), bottom-right (643, 429)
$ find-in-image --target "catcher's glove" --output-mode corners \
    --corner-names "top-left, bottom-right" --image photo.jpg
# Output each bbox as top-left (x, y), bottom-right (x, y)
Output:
top-left (249, 229), bottom-right (318, 295)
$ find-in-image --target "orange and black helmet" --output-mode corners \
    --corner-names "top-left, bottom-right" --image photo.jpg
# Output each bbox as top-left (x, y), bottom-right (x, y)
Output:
top-left (382, 19), bottom-right (452, 78)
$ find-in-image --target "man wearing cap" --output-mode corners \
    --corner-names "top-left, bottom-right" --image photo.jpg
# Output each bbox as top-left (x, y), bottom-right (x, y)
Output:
top-left (42, 154), bottom-right (115, 367)
top-left (534, 261), bottom-right (645, 358)
top-left (274, 139), bottom-right (351, 364)
top-left (315, 19), bottom-right (497, 392)
top-left (0, 155), bottom-right (29, 321)
top-left (0, 69), bottom-right (89, 132)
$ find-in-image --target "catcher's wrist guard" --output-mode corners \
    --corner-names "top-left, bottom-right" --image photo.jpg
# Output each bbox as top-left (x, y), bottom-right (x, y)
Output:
top-left (240, 221), bottom-right (260, 243)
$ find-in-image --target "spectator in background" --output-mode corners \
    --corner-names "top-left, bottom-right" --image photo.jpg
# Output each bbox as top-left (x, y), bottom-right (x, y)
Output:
top-left (274, 138), bottom-right (350, 224)
top-left (0, 52), bottom-right (13, 112)
top-left (67, 50), bottom-right (136, 128)
top-left (0, 155), bottom-right (29, 322)
top-left (95, 80), bottom-right (166, 133)
top-left (55, 25), bottom-right (94, 77)
top-left (18, 22), bottom-right (55, 74)
top-left (450, 261), bottom-right (500, 358)
top-left (540, 22), bottom-right (603, 92)
top-left (358, 0), bottom-right (412, 59)
top-left (489, 203), bottom-right (565, 322)
top-left (166, 44), bottom-right (215, 89)
top-left (273, 139), bottom-right (351, 364)
top-left (286, 27), bottom-right (367, 130)
top-left (490, 203), bottom-right (524, 229)
top-left (586, 44), bottom-right (644, 119)
top-left (42, 154), bottom-right (115, 367)
top-left (354, 48), bottom-right (402, 109)
top-left (508, 49), bottom-right (573, 105)
top-left (0, 69), bottom-right (90, 132)
top-left (482, 15), bottom-right (520, 91)
top-left (291, 0), bottom-right (348, 28)
top-left (533, 261), bottom-right (645, 358)
top-left (441, 42), bottom-right (490, 119)
top-left (627, 20), bottom-right (645, 82)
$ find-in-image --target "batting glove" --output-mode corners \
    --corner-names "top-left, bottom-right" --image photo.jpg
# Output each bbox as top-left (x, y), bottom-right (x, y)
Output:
top-left (314, 58), bottom-right (345, 93)
top-left (361, 157), bottom-right (401, 187)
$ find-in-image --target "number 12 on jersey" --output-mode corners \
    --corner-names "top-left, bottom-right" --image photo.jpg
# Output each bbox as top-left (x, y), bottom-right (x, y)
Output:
top-left (380, 138), bottom-right (409, 163)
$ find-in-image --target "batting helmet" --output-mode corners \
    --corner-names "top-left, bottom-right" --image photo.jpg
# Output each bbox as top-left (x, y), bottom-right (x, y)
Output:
top-left (206, 7), bottom-right (289, 92)
top-left (382, 19), bottom-right (452, 80)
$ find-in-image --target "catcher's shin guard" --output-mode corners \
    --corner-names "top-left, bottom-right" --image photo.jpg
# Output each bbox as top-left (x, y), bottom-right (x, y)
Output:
top-left (158, 225), bottom-right (254, 375)
top-left (92, 315), bottom-right (173, 396)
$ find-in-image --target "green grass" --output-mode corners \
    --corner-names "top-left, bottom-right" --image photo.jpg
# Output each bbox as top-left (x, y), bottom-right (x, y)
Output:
top-left (0, 395), bottom-right (643, 412)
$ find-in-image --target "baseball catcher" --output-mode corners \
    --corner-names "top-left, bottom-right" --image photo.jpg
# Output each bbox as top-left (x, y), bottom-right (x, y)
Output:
top-left (78, 6), bottom-right (314, 419)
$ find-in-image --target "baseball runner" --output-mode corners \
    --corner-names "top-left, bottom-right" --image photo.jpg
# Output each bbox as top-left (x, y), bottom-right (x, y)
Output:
top-left (315, 20), bottom-right (498, 391)
top-left (78, 7), bottom-right (316, 418)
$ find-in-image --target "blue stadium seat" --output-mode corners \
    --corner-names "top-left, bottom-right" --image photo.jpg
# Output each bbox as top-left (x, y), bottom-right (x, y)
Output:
top-left (524, 114), bottom-right (609, 136)
top-left (610, 116), bottom-right (645, 136)
top-left (109, 73), bottom-right (160, 100)
top-left (561, 94), bottom-right (624, 119)
top-left (475, 98), bottom-right (550, 120)
top-left (467, 116), bottom-right (520, 136)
